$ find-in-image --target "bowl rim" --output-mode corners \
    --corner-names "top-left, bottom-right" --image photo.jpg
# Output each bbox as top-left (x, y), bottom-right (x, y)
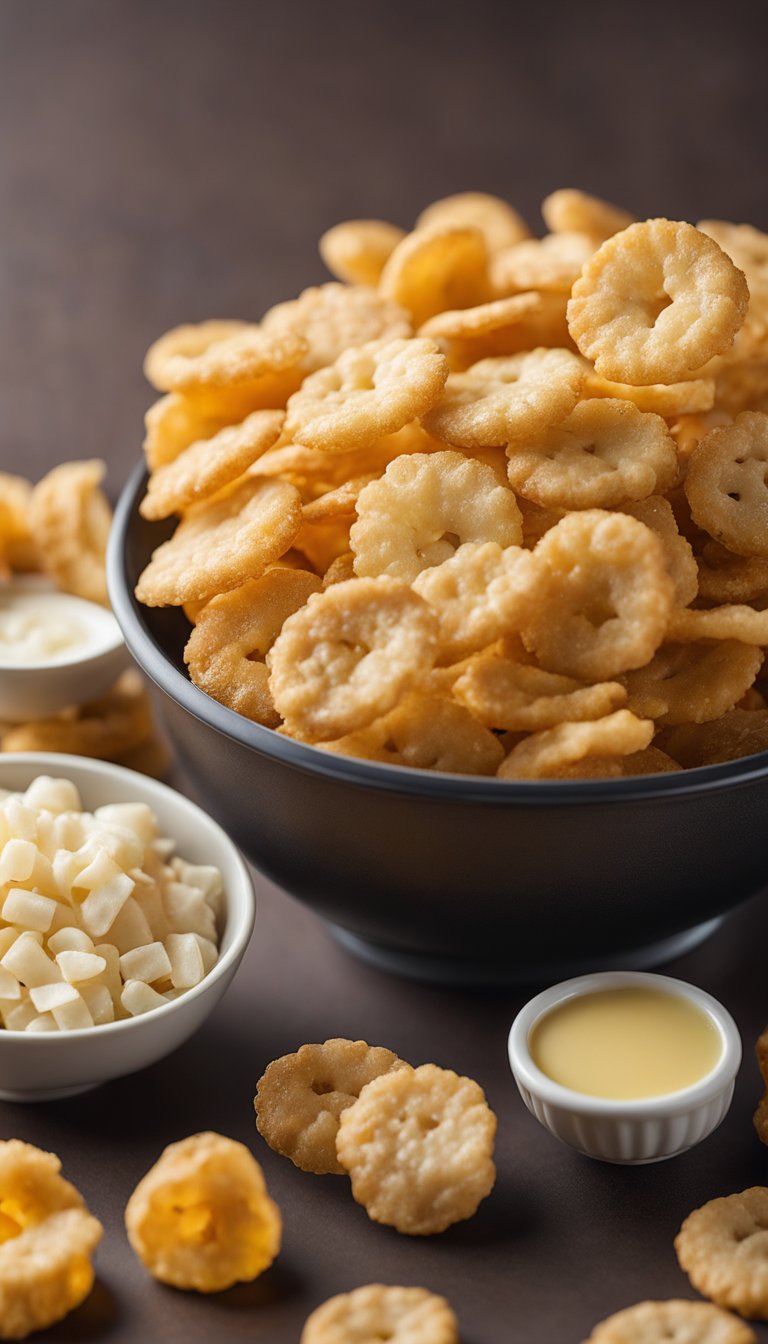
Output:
top-left (0, 752), bottom-right (256, 1039)
top-left (0, 576), bottom-right (126, 672)
top-left (507, 970), bottom-right (742, 1118)
top-left (109, 460), bottom-right (768, 803)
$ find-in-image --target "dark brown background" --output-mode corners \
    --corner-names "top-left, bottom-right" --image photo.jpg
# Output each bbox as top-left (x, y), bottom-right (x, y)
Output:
top-left (2, 2), bottom-right (768, 1340)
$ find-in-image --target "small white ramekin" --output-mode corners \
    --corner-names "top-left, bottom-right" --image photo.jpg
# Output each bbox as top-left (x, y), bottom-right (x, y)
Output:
top-left (508, 970), bottom-right (742, 1164)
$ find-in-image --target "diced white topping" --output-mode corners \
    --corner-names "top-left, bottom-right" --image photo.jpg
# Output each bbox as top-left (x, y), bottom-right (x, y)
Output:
top-left (0, 838), bottom-right (36, 883)
top-left (118, 941), bottom-right (172, 985)
top-left (55, 950), bottom-right (107, 984)
top-left (2, 888), bottom-right (58, 933)
top-left (121, 980), bottom-right (168, 1016)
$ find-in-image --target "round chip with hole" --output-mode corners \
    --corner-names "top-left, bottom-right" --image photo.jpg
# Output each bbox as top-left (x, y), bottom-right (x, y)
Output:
top-left (685, 412), bottom-right (768, 558)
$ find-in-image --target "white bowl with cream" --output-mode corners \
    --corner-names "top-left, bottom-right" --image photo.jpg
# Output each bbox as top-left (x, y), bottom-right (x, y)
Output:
top-left (0, 577), bottom-right (129, 721)
top-left (508, 970), bottom-right (741, 1164)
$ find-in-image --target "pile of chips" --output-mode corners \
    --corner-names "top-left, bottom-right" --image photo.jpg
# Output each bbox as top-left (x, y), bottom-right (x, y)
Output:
top-left (135, 190), bottom-right (768, 778)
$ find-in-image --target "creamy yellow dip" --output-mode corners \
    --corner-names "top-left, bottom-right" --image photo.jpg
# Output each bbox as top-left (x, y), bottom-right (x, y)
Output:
top-left (0, 589), bottom-right (115, 666)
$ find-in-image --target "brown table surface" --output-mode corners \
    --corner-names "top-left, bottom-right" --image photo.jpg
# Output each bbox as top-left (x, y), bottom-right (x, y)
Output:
top-left (2, 2), bottom-right (768, 1339)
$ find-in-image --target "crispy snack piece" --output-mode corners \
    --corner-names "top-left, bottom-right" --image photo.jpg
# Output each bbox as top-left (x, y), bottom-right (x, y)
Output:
top-left (506, 398), bottom-right (678, 510)
top-left (144, 320), bottom-right (247, 388)
top-left (697, 542), bottom-right (768, 604)
top-left (542, 188), bottom-right (635, 243)
top-left (623, 639), bottom-right (762, 726)
top-left (134, 476), bottom-right (302, 606)
top-left (675, 1188), bottom-right (768, 1319)
top-left (412, 541), bottom-right (541, 663)
top-left (144, 321), bottom-right (306, 393)
top-left (319, 220), bottom-right (406, 286)
top-left (492, 231), bottom-right (596, 294)
top-left (301, 1284), bottom-right (460, 1344)
top-left (661, 711), bottom-right (768, 767)
top-left (336, 1063), bottom-right (496, 1236)
top-left (143, 392), bottom-right (245, 472)
top-left (351, 451), bottom-right (523, 583)
top-left (454, 646), bottom-right (627, 731)
top-left (268, 577), bottom-right (438, 741)
top-left (584, 369), bottom-right (716, 417)
top-left (184, 569), bottom-right (322, 727)
top-left (263, 283), bottom-right (411, 374)
top-left (567, 220), bottom-right (749, 384)
top-left (139, 409), bottom-right (285, 520)
top-left (619, 746), bottom-right (682, 775)
top-left (0, 475), bottom-right (38, 572)
top-left (618, 497), bottom-right (698, 608)
top-left (125, 1132), bottom-right (281, 1293)
top-left (522, 510), bottom-right (674, 680)
top-left (667, 604), bottom-right (768, 645)
top-left (685, 413), bottom-right (768, 559)
top-left (322, 552), bottom-right (356, 587)
top-left (1, 669), bottom-right (155, 759)
top-left (0, 1139), bottom-right (102, 1342)
top-left (283, 338), bottom-right (448, 453)
top-left (28, 460), bottom-right (111, 605)
top-left (419, 291), bottom-right (543, 341)
top-left (496, 710), bottom-right (653, 779)
top-left (322, 692), bottom-right (505, 776)
top-left (302, 476), bottom-right (376, 525)
top-left (379, 226), bottom-right (491, 327)
top-left (582, 1298), bottom-right (756, 1343)
top-left (754, 1027), bottom-right (768, 1145)
top-left (255, 1040), bottom-right (410, 1176)
top-left (422, 348), bottom-right (585, 450)
top-left (416, 192), bottom-right (530, 251)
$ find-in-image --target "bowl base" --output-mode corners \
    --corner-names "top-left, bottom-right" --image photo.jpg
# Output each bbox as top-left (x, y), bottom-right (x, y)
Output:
top-left (0, 1082), bottom-right (101, 1103)
top-left (328, 915), bottom-right (725, 987)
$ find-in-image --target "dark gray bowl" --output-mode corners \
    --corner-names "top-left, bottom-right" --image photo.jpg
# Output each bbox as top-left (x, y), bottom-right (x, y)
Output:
top-left (108, 463), bottom-right (768, 985)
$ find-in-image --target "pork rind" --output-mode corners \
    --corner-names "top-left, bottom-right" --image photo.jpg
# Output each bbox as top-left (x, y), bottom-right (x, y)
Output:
top-left (454, 645), bottom-right (627, 731)
top-left (622, 642), bottom-right (762, 725)
top-left (582, 1298), bottom-right (756, 1343)
top-left (322, 692), bottom-right (505, 776)
top-left (144, 321), bottom-right (306, 393)
top-left (379, 226), bottom-right (491, 327)
top-left (505, 398), bottom-right (678, 510)
top-left (28, 460), bottom-right (111, 606)
top-left (675, 1187), bottom-right (768, 1319)
top-left (754, 1026), bottom-right (768, 1146)
top-left (412, 541), bottom-right (541, 663)
top-left (416, 191), bottom-right (530, 251)
top-left (422, 348), bottom-right (585, 449)
top-left (542, 188), bottom-right (635, 243)
top-left (319, 220), bottom-right (407, 287)
top-left (522, 510), bottom-right (674, 680)
top-left (283, 338), bottom-right (448, 453)
top-left (685, 413), bottom-right (768, 558)
top-left (134, 476), bottom-right (302, 606)
top-left (335, 1063), bottom-right (496, 1236)
top-left (139, 409), bottom-right (285, 520)
top-left (125, 1132), bottom-right (281, 1293)
top-left (262, 283), bottom-right (411, 374)
top-left (301, 1284), bottom-right (460, 1344)
top-left (184, 569), bottom-right (322, 726)
top-left (496, 710), bottom-right (654, 780)
top-left (267, 577), bottom-right (438, 740)
top-left (254, 1039), bottom-right (410, 1176)
top-left (567, 220), bottom-right (749, 384)
top-left (0, 1139), bottom-right (102, 1340)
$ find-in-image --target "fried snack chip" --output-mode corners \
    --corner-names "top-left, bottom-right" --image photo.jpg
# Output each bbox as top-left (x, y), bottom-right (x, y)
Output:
top-left (412, 541), bottom-right (541, 663)
top-left (379, 226), bottom-right (491, 327)
top-left (697, 541), bottom-right (768, 604)
top-left (685, 413), bottom-right (768, 558)
top-left (754, 1026), bottom-right (768, 1145)
top-left (542, 188), bottom-right (635, 243)
top-left (619, 497), bottom-right (698, 608)
top-left (675, 1187), bottom-right (768, 1319)
top-left (139, 409), bottom-right (285, 520)
top-left (301, 476), bottom-right (376, 525)
top-left (522, 510), bottom-right (674, 680)
top-left (336, 1062), bottom-right (495, 1236)
top-left (143, 391), bottom-right (248, 471)
top-left (254, 1039), bottom-right (410, 1176)
top-left (319, 220), bottom-right (406, 287)
top-left (505, 398), bottom-right (678, 510)
top-left (185, 569), bottom-right (322, 726)
top-left (301, 1284), bottom-right (460, 1344)
top-left (622, 641), bottom-right (763, 726)
top-left (351, 451), bottom-right (522, 583)
top-left (1, 669), bottom-right (155, 759)
top-left (667, 604), bottom-right (768, 645)
top-left (293, 517), bottom-right (353, 575)
top-left (144, 321), bottom-right (306, 393)
top-left (135, 475), bottom-right (302, 606)
top-left (496, 709), bottom-right (654, 779)
top-left (492, 231), bottom-right (597, 295)
top-left (584, 369), bottom-right (716, 417)
top-left (283, 338), bottom-right (448, 453)
top-left (661, 710), bottom-right (768, 767)
top-left (567, 220), bottom-right (749, 384)
top-left (0, 1139), bottom-right (102, 1341)
top-left (28, 460), bottom-right (111, 605)
top-left (322, 552), bottom-right (356, 587)
top-left (454, 645), bottom-right (627, 731)
top-left (126, 1132), bottom-right (281, 1293)
top-left (418, 291), bottom-right (543, 342)
top-left (416, 191), bottom-right (530, 251)
top-left (322, 692), bottom-right (505, 776)
top-left (618, 746), bottom-right (682, 775)
top-left (581, 1298), bottom-right (756, 1344)
top-left (267, 577), bottom-right (438, 741)
top-left (263, 283), bottom-right (412, 374)
top-left (0, 475), bottom-right (38, 572)
top-left (422, 348), bottom-right (585, 449)
top-left (144, 320), bottom-right (247, 388)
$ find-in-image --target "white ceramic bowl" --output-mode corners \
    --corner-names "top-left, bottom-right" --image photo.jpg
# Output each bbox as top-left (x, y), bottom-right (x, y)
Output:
top-left (0, 578), bottom-right (129, 721)
top-left (0, 754), bottom-right (256, 1101)
top-left (508, 970), bottom-right (742, 1164)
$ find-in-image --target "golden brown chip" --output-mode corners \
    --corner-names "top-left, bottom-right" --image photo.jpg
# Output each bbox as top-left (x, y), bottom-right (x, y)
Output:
top-left (301, 476), bottom-right (376, 524)
top-left (134, 476), bottom-right (302, 607)
top-left (582, 1298), bottom-right (756, 1343)
top-left (139, 409), bottom-right (285, 520)
top-left (255, 1040), bottom-right (410, 1175)
top-left (541, 188), bottom-right (635, 243)
top-left (567, 220), bottom-right (749, 384)
top-left (618, 497), bottom-right (698, 608)
top-left (416, 191), bottom-right (530, 251)
top-left (144, 321), bottom-right (306, 393)
top-left (0, 474), bottom-right (38, 572)
top-left (685, 413), bottom-right (768, 559)
top-left (379, 226), bottom-right (491, 327)
top-left (422, 348), bottom-right (585, 450)
top-left (453, 646), bottom-right (627, 731)
top-left (661, 710), bottom-right (768, 767)
top-left (667, 604), bottom-right (768, 645)
top-left (492, 231), bottom-right (597, 294)
top-left (497, 710), bottom-right (654, 779)
top-left (418, 291), bottom-right (543, 341)
top-left (675, 1188), bottom-right (768, 1319)
top-left (412, 541), bottom-right (541, 664)
top-left (125, 1132), bottom-right (281, 1293)
top-left (262, 282), bottom-right (412, 373)
top-left (322, 692), bottom-right (505, 775)
top-left (618, 746), bottom-right (682, 775)
top-left (1, 670), bottom-right (155, 760)
top-left (28, 460), bottom-right (111, 605)
top-left (301, 1284), bottom-right (460, 1344)
top-left (335, 1063), bottom-right (496, 1236)
top-left (622, 641), bottom-right (762, 725)
top-left (754, 1026), bottom-right (768, 1146)
top-left (319, 220), bottom-right (406, 286)
top-left (697, 541), bottom-right (768, 604)
top-left (584, 369), bottom-right (716, 418)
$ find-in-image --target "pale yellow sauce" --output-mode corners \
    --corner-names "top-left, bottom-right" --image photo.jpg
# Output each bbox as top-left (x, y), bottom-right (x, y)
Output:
top-left (529, 986), bottom-right (721, 1100)
top-left (0, 590), bottom-right (112, 665)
